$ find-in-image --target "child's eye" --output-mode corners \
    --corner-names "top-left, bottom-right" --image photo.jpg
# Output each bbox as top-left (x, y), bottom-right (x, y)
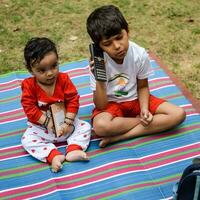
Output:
top-left (116, 35), bottom-right (123, 40)
top-left (52, 62), bottom-right (59, 68)
top-left (102, 42), bottom-right (111, 47)
top-left (38, 69), bottom-right (45, 73)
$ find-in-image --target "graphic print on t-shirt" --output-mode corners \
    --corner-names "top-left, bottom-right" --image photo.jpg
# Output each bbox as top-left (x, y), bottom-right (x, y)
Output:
top-left (108, 73), bottom-right (129, 97)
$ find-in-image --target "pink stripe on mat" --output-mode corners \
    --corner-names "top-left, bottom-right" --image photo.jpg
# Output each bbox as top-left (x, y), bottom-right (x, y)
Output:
top-left (1, 142), bottom-right (199, 199)
top-left (1, 122), bottom-right (200, 162)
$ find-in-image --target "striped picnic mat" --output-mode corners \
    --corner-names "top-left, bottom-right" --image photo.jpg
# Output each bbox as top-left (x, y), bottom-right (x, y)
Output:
top-left (0, 54), bottom-right (200, 200)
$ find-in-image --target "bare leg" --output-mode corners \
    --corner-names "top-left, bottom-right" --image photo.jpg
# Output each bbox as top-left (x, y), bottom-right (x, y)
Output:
top-left (66, 150), bottom-right (89, 162)
top-left (93, 113), bottom-right (141, 136)
top-left (99, 102), bottom-right (186, 147)
top-left (51, 155), bottom-right (65, 172)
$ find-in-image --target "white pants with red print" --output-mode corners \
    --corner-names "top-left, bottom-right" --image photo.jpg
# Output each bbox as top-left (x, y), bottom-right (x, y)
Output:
top-left (21, 118), bottom-right (91, 162)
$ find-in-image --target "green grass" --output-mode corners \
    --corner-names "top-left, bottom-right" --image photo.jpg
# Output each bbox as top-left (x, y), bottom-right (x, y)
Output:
top-left (0, 0), bottom-right (200, 99)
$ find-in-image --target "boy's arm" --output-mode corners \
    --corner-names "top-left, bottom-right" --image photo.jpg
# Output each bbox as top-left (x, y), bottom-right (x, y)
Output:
top-left (93, 81), bottom-right (108, 110)
top-left (89, 66), bottom-right (108, 110)
top-left (137, 78), bottom-right (150, 111)
top-left (137, 78), bottom-right (153, 126)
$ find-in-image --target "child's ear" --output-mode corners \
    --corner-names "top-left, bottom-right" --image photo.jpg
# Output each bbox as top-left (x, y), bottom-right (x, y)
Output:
top-left (28, 68), bottom-right (33, 75)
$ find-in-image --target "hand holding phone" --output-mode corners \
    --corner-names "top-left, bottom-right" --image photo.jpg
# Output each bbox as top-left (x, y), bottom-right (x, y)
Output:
top-left (89, 43), bottom-right (107, 82)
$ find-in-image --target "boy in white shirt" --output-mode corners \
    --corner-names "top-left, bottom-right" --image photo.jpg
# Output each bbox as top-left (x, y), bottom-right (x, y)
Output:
top-left (87, 5), bottom-right (186, 147)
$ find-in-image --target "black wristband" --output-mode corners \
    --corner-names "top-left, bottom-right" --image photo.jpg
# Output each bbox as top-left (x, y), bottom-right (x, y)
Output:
top-left (43, 116), bottom-right (47, 126)
top-left (70, 124), bottom-right (75, 134)
top-left (65, 117), bottom-right (74, 122)
top-left (43, 116), bottom-right (50, 127)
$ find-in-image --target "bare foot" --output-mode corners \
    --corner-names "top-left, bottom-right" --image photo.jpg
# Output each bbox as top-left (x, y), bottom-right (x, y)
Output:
top-left (99, 134), bottom-right (127, 148)
top-left (99, 137), bottom-right (111, 148)
top-left (66, 150), bottom-right (89, 162)
top-left (51, 155), bottom-right (65, 173)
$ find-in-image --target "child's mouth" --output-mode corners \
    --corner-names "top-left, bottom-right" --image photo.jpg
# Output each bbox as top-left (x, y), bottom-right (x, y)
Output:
top-left (117, 50), bottom-right (126, 57)
top-left (47, 77), bottom-right (55, 82)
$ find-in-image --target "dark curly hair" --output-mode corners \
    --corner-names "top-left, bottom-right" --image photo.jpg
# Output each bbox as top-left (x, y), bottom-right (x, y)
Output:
top-left (24, 37), bottom-right (58, 72)
top-left (86, 5), bottom-right (128, 44)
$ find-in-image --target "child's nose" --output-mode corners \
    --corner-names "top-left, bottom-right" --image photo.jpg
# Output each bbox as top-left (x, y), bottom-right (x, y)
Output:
top-left (46, 69), bottom-right (53, 76)
top-left (112, 41), bottom-right (120, 49)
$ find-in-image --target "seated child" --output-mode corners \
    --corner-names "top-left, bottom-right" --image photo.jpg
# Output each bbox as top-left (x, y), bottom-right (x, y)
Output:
top-left (21, 37), bottom-right (91, 172)
top-left (86, 5), bottom-right (186, 147)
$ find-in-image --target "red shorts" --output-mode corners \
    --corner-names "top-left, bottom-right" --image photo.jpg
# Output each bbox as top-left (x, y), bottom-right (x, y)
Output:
top-left (92, 95), bottom-right (165, 119)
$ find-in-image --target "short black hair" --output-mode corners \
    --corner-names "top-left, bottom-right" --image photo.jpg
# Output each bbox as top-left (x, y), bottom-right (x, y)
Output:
top-left (86, 5), bottom-right (128, 44)
top-left (24, 37), bottom-right (58, 72)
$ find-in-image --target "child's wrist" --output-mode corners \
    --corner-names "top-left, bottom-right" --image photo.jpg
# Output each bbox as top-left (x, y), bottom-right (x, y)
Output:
top-left (64, 116), bottom-right (74, 124)
top-left (64, 121), bottom-right (73, 126)
top-left (43, 116), bottom-right (50, 127)
top-left (97, 81), bottom-right (106, 86)
top-left (65, 116), bottom-right (74, 121)
top-left (42, 111), bottom-right (51, 127)
top-left (63, 122), bottom-right (75, 134)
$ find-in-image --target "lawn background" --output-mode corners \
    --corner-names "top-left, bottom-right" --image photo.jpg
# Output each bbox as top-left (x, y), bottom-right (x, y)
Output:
top-left (0, 0), bottom-right (200, 99)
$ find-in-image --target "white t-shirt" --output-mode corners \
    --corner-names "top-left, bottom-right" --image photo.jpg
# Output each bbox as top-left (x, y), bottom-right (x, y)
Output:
top-left (90, 41), bottom-right (152, 103)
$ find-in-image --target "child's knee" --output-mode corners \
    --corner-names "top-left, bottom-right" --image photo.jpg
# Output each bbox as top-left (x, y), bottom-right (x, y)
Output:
top-left (21, 134), bottom-right (28, 147)
top-left (21, 133), bottom-right (33, 149)
top-left (83, 122), bottom-right (92, 140)
top-left (79, 121), bottom-right (91, 136)
top-left (84, 121), bottom-right (91, 132)
top-left (93, 119), bottom-right (110, 136)
top-left (177, 107), bottom-right (186, 123)
top-left (170, 106), bottom-right (186, 126)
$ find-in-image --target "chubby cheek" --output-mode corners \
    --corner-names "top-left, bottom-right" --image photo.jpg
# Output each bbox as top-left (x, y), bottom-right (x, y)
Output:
top-left (103, 47), bottom-right (113, 55)
top-left (56, 68), bottom-right (59, 73)
top-left (53, 68), bottom-right (59, 75)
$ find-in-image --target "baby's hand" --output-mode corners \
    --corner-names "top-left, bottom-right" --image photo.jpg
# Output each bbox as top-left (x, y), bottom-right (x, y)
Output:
top-left (140, 109), bottom-right (153, 127)
top-left (47, 118), bottom-right (55, 133)
top-left (57, 123), bottom-right (74, 137)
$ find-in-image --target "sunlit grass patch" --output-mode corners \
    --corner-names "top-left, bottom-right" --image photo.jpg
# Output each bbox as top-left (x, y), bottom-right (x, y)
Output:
top-left (0, 0), bottom-right (200, 99)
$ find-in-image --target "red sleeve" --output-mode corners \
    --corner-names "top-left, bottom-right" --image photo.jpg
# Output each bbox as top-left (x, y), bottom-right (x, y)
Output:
top-left (21, 78), bottom-right (43, 124)
top-left (62, 73), bottom-right (80, 113)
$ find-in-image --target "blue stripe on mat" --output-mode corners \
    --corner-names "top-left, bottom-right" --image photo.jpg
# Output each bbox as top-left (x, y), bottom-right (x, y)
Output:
top-left (0, 58), bottom-right (200, 200)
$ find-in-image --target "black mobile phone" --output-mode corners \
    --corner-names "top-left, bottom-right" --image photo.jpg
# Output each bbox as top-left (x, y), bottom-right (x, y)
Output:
top-left (89, 43), bottom-right (107, 82)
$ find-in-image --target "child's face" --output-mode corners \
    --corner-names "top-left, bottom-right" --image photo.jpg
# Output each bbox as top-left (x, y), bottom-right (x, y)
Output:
top-left (31, 52), bottom-right (59, 86)
top-left (99, 29), bottom-right (129, 64)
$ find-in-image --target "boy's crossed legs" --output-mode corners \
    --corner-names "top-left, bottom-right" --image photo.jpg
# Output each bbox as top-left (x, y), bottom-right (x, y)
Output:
top-left (93, 97), bottom-right (186, 147)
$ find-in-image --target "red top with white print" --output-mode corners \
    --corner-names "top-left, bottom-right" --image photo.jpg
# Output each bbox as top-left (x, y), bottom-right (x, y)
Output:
top-left (21, 72), bottom-right (79, 124)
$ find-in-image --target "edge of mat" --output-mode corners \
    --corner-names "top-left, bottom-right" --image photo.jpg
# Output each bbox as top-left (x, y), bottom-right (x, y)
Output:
top-left (149, 52), bottom-right (200, 114)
